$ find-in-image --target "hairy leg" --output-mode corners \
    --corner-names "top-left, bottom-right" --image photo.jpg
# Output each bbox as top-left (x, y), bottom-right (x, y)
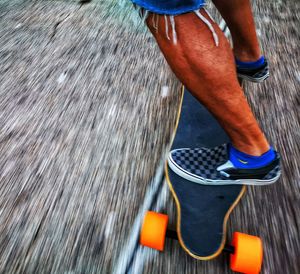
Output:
top-left (212, 0), bottom-right (261, 61)
top-left (146, 10), bottom-right (269, 156)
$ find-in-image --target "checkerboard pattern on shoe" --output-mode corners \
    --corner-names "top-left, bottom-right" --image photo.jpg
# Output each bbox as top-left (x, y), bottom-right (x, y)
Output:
top-left (169, 144), bottom-right (228, 181)
top-left (237, 60), bottom-right (269, 83)
top-left (251, 65), bottom-right (269, 79)
top-left (168, 144), bottom-right (281, 185)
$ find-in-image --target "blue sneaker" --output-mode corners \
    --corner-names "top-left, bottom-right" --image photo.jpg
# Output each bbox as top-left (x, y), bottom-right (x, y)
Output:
top-left (236, 57), bottom-right (269, 83)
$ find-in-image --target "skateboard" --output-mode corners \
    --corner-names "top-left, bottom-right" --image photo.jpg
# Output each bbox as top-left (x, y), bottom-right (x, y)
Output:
top-left (140, 86), bottom-right (263, 274)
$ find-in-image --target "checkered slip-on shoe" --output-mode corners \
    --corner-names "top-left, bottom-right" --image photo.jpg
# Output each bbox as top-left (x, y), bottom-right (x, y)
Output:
top-left (167, 144), bottom-right (281, 185)
top-left (237, 59), bottom-right (269, 83)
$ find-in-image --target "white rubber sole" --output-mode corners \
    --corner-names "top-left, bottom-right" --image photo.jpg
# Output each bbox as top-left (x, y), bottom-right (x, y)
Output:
top-left (237, 72), bottom-right (270, 83)
top-left (168, 155), bottom-right (281, 186)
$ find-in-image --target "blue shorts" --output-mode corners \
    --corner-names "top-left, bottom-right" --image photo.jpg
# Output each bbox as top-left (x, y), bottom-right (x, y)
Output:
top-left (129, 0), bottom-right (218, 46)
top-left (131, 0), bottom-right (206, 15)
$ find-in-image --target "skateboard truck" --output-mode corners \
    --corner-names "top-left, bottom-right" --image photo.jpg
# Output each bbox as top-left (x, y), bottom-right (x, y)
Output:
top-left (140, 211), bottom-right (263, 274)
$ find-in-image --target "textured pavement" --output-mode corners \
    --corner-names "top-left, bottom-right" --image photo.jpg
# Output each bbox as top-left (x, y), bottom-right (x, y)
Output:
top-left (0, 0), bottom-right (299, 273)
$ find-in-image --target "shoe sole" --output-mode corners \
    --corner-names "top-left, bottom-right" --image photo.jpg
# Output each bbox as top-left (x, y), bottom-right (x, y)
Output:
top-left (168, 156), bottom-right (281, 186)
top-left (237, 71), bottom-right (270, 83)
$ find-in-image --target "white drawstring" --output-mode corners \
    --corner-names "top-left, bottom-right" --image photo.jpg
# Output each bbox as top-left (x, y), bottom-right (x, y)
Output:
top-left (170, 16), bottom-right (177, 45)
top-left (134, 4), bottom-right (218, 47)
top-left (141, 9), bottom-right (149, 22)
top-left (164, 15), bottom-right (171, 40)
top-left (204, 7), bottom-right (215, 22)
top-left (194, 10), bottom-right (219, 46)
top-left (155, 14), bottom-right (159, 33)
top-left (152, 13), bottom-right (156, 29)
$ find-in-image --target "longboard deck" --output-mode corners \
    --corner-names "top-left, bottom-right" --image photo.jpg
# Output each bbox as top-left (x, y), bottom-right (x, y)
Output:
top-left (166, 86), bottom-right (246, 259)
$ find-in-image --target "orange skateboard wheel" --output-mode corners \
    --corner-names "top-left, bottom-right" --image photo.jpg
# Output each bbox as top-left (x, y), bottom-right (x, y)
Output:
top-left (140, 211), bottom-right (168, 251)
top-left (230, 232), bottom-right (263, 274)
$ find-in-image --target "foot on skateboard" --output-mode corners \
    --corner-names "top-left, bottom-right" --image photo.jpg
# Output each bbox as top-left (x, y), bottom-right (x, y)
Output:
top-left (168, 144), bottom-right (281, 186)
top-left (236, 57), bottom-right (269, 83)
top-left (140, 87), bottom-right (266, 273)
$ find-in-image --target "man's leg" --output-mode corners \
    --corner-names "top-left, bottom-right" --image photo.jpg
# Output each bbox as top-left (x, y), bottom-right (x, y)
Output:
top-left (146, 10), bottom-right (269, 156)
top-left (211, 0), bottom-right (269, 83)
top-left (212, 0), bottom-right (261, 62)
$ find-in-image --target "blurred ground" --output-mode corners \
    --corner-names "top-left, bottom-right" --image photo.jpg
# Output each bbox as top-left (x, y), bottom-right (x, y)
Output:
top-left (0, 0), bottom-right (299, 273)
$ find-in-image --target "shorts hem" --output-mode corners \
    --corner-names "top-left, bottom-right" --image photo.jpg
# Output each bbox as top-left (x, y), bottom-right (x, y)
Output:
top-left (131, 1), bottom-right (206, 15)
